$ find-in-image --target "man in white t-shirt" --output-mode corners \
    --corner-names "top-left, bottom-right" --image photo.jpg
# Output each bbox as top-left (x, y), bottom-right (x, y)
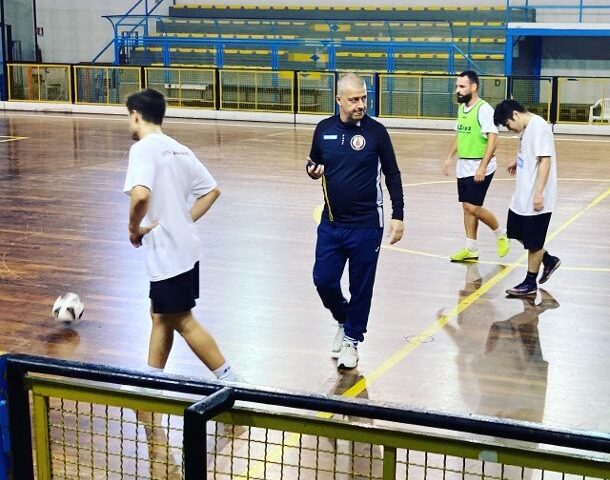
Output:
top-left (124, 88), bottom-right (237, 381)
top-left (493, 99), bottom-right (561, 296)
top-left (443, 71), bottom-right (509, 262)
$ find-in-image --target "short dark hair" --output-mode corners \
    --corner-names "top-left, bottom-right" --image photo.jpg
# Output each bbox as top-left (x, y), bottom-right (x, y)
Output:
top-left (458, 70), bottom-right (479, 87)
top-left (493, 99), bottom-right (527, 127)
top-left (126, 88), bottom-right (166, 125)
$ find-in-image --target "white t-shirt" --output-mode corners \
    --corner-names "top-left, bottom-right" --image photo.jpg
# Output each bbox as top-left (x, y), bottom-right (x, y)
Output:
top-left (455, 101), bottom-right (499, 178)
top-left (123, 133), bottom-right (217, 281)
top-left (510, 115), bottom-right (557, 216)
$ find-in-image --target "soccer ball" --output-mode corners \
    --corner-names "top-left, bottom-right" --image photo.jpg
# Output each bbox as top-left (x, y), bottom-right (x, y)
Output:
top-left (52, 292), bottom-right (85, 324)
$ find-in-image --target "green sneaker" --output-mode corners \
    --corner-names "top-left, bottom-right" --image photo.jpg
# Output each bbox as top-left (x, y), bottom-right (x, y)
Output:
top-left (496, 235), bottom-right (510, 258)
top-left (450, 248), bottom-right (479, 262)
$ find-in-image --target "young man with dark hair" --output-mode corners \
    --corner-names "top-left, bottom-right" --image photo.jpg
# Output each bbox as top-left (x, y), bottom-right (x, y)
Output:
top-left (306, 73), bottom-right (405, 369)
top-left (124, 88), bottom-right (238, 380)
top-left (443, 70), bottom-right (509, 262)
top-left (493, 99), bottom-right (561, 296)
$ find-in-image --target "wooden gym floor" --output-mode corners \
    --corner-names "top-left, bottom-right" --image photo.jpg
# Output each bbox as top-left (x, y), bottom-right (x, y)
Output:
top-left (0, 111), bottom-right (609, 436)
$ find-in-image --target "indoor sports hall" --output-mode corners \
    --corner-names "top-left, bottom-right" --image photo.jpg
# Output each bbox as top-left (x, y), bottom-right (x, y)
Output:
top-left (1, 0), bottom-right (609, 479)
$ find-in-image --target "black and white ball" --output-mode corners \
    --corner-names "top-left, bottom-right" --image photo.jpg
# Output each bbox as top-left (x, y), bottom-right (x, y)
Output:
top-left (52, 292), bottom-right (85, 324)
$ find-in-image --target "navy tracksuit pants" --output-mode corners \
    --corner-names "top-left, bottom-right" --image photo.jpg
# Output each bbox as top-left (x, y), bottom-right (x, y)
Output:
top-left (313, 221), bottom-right (383, 342)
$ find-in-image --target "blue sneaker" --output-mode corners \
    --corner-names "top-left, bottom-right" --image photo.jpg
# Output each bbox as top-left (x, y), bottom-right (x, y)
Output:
top-left (506, 279), bottom-right (537, 297)
top-left (540, 256), bottom-right (561, 284)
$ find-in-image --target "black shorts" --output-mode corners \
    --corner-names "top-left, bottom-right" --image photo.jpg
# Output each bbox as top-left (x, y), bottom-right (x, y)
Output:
top-left (457, 172), bottom-right (494, 206)
top-left (507, 210), bottom-right (552, 251)
top-left (149, 262), bottom-right (200, 314)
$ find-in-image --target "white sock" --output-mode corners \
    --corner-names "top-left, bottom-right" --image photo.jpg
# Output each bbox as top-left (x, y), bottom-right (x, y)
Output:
top-left (466, 238), bottom-right (478, 251)
top-left (493, 227), bottom-right (506, 238)
top-left (213, 362), bottom-right (235, 381)
top-left (344, 336), bottom-right (359, 348)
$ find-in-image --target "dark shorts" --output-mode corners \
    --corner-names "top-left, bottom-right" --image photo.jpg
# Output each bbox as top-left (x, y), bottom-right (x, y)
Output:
top-left (149, 262), bottom-right (200, 314)
top-left (507, 210), bottom-right (552, 251)
top-left (457, 172), bottom-right (494, 206)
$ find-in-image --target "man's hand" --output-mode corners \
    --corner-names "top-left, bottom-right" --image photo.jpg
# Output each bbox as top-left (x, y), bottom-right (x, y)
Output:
top-left (129, 222), bottom-right (158, 248)
top-left (387, 219), bottom-right (404, 245)
top-left (474, 166), bottom-right (486, 183)
top-left (306, 158), bottom-right (324, 179)
top-left (533, 193), bottom-right (544, 212)
top-left (507, 161), bottom-right (517, 176)
top-left (441, 158), bottom-right (453, 176)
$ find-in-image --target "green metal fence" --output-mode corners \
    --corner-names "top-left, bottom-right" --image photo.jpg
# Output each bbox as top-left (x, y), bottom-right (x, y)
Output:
top-left (74, 66), bottom-right (141, 105)
top-left (5, 63), bottom-right (610, 125)
top-left (5, 355), bottom-right (610, 480)
top-left (145, 67), bottom-right (216, 109)
top-left (512, 76), bottom-right (553, 121)
top-left (297, 71), bottom-right (335, 114)
top-left (378, 74), bottom-right (507, 119)
top-left (26, 377), bottom-right (610, 480)
top-left (7, 64), bottom-right (72, 103)
top-left (219, 69), bottom-right (293, 112)
top-left (557, 77), bottom-right (610, 124)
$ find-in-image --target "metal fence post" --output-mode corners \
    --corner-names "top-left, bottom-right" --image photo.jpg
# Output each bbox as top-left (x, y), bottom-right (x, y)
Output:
top-left (183, 387), bottom-right (235, 480)
top-left (5, 359), bottom-right (34, 480)
top-left (0, 356), bottom-right (10, 480)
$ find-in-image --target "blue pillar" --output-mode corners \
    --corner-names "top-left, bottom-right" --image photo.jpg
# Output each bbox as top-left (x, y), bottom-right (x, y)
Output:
top-left (504, 33), bottom-right (513, 76)
top-left (216, 41), bottom-right (224, 69)
top-left (532, 36), bottom-right (542, 77)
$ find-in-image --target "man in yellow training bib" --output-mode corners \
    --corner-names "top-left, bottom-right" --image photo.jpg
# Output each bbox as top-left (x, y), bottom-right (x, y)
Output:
top-left (442, 70), bottom-right (510, 262)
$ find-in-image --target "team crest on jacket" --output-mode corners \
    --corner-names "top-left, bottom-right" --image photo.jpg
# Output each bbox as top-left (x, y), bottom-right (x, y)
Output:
top-left (350, 135), bottom-right (366, 151)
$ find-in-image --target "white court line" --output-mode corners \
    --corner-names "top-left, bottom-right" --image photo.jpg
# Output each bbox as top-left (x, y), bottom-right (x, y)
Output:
top-left (4, 111), bottom-right (610, 143)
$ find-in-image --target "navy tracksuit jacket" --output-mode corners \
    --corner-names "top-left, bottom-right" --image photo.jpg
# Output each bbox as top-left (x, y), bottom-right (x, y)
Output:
top-left (309, 114), bottom-right (404, 342)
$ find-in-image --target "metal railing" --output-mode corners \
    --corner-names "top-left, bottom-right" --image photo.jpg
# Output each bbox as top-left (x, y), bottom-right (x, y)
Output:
top-left (9, 63), bottom-right (610, 125)
top-left (557, 76), bottom-right (610, 123)
top-left (297, 71), bottom-right (335, 115)
top-left (6, 64), bottom-right (72, 103)
top-left (4, 354), bottom-right (610, 480)
top-left (145, 66), bottom-right (216, 109)
top-left (121, 34), bottom-right (473, 74)
top-left (73, 65), bottom-right (141, 105)
top-left (219, 69), bottom-right (294, 112)
top-left (507, 0), bottom-right (610, 23)
top-left (92, 0), bottom-right (175, 63)
top-left (101, 15), bottom-right (501, 74)
top-left (378, 74), bottom-right (507, 119)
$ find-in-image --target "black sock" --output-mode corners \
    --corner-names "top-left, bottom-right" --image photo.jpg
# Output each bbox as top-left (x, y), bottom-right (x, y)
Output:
top-left (543, 251), bottom-right (553, 265)
top-left (526, 271), bottom-right (537, 283)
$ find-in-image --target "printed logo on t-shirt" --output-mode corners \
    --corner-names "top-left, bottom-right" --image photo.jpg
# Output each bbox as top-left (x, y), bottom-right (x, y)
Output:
top-left (350, 135), bottom-right (366, 151)
top-left (162, 150), bottom-right (189, 157)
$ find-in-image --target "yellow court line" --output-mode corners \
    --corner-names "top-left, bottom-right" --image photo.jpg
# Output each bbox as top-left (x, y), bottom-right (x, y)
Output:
top-left (0, 136), bottom-right (28, 143)
top-left (546, 187), bottom-right (610, 242)
top-left (238, 257), bottom-right (523, 478)
top-left (341, 260), bottom-right (519, 398)
top-left (247, 186), bottom-right (609, 478)
top-left (342, 186), bottom-right (610, 398)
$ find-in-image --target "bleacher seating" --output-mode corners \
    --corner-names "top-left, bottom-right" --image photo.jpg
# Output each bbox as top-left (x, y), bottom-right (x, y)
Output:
top-left (169, 4), bottom-right (532, 22)
top-left (126, 4), bottom-right (533, 74)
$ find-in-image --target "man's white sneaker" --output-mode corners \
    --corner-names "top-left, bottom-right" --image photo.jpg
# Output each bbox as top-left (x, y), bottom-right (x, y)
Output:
top-left (337, 342), bottom-right (358, 369)
top-left (331, 325), bottom-right (344, 359)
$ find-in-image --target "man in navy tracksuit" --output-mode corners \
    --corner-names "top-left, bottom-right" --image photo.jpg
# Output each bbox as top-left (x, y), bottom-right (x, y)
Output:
top-left (307, 73), bottom-right (405, 369)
